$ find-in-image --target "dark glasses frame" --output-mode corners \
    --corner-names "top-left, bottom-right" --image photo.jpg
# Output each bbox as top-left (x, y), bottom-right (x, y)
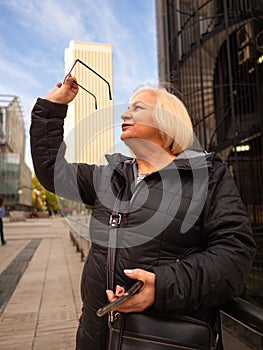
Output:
top-left (63, 59), bottom-right (112, 110)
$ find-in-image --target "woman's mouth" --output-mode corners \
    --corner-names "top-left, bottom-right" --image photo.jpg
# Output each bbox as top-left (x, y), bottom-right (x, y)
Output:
top-left (122, 123), bottom-right (133, 131)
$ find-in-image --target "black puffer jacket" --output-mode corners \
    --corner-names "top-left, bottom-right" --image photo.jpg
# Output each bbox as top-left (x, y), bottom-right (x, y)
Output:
top-left (30, 98), bottom-right (256, 350)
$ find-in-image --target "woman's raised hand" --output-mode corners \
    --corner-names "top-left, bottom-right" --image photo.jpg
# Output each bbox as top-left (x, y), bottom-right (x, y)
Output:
top-left (45, 75), bottom-right (79, 105)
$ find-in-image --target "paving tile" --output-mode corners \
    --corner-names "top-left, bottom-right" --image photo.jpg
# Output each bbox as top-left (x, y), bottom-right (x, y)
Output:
top-left (0, 340), bottom-right (33, 350)
top-left (0, 240), bottom-right (30, 275)
top-left (0, 217), bottom-right (84, 349)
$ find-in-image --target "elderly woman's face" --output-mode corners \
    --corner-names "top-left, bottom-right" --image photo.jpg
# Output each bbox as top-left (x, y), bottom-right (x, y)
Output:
top-left (120, 91), bottom-right (163, 146)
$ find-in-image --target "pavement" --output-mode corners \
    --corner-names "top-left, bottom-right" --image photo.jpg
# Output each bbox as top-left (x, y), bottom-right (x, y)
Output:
top-left (0, 217), bottom-right (84, 350)
top-left (0, 216), bottom-right (253, 350)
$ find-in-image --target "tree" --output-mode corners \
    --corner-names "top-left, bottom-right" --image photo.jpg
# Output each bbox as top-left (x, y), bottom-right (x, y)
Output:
top-left (32, 175), bottom-right (60, 213)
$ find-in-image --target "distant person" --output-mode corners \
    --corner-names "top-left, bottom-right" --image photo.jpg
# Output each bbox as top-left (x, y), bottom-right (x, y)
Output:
top-left (0, 198), bottom-right (6, 245)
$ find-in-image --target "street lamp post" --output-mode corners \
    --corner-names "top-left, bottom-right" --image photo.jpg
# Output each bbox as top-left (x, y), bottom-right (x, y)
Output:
top-left (17, 185), bottom-right (33, 211)
top-left (33, 189), bottom-right (40, 212)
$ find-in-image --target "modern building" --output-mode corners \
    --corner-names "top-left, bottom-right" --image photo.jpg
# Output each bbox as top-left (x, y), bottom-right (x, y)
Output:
top-left (156, 0), bottom-right (263, 346)
top-left (0, 95), bottom-right (32, 211)
top-left (64, 41), bottom-right (114, 164)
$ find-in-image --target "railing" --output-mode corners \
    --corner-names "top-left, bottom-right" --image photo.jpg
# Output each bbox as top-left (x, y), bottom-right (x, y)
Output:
top-left (67, 215), bottom-right (91, 261)
top-left (221, 298), bottom-right (263, 349)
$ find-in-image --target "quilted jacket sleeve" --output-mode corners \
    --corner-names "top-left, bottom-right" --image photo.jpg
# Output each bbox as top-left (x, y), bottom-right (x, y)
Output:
top-left (30, 98), bottom-right (96, 205)
top-left (152, 159), bottom-right (256, 314)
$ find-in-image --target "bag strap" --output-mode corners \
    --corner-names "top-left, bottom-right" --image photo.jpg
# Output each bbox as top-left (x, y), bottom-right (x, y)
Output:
top-left (107, 211), bottom-right (121, 291)
top-left (107, 188), bottom-right (124, 325)
top-left (106, 187), bottom-right (130, 350)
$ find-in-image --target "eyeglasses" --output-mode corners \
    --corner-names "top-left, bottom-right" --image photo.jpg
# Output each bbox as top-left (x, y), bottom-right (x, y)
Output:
top-left (63, 59), bottom-right (112, 110)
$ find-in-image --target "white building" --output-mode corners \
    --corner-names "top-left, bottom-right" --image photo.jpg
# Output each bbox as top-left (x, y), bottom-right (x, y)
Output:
top-left (64, 41), bottom-right (114, 164)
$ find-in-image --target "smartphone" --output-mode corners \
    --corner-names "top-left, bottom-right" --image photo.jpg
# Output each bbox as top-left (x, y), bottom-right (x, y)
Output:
top-left (96, 280), bottom-right (143, 317)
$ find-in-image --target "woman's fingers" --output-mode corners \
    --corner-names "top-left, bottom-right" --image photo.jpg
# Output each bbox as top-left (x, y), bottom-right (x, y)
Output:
top-left (106, 289), bottom-right (116, 302)
top-left (45, 75), bottom-right (78, 104)
top-left (106, 285), bottom-right (125, 302)
top-left (115, 285), bottom-right (125, 297)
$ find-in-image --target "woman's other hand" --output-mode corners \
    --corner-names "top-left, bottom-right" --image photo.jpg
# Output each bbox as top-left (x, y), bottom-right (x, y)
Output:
top-left (45, 75), bottom-right (79, 104)
top-left (106, 269), bottom-right (155, 313)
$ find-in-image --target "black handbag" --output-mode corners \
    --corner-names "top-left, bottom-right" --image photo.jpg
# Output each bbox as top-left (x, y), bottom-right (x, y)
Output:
top-left (108, 312), bottom-right (215, 350)
top-left (106, 202), bottom-right (218, 350)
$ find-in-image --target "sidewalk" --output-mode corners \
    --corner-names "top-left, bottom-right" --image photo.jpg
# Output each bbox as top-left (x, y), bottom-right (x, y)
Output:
top-left (0, 217), bottom-right (84, 350)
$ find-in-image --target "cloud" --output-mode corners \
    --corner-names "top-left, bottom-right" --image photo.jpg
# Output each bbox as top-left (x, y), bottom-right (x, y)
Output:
top-left (78, 0), bottom-right (158, 101)
top-left (2, 0), bottom-right (93, 45)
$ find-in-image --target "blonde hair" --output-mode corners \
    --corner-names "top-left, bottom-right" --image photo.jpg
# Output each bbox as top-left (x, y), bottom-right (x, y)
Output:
top-left (130, 86), bottom-right (194, 155)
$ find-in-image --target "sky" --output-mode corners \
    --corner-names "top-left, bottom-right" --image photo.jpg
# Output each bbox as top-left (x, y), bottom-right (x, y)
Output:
top-left (0, 0), bottom-right (158, 169)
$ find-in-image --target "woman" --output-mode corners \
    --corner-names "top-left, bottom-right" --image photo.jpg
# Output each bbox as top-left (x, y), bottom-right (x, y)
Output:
top-left (30, 76), bottom-right (256, 349)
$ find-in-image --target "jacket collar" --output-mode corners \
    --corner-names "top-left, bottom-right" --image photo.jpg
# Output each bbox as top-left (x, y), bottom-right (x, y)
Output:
top-left (105, 153), bottom-right (133, 168)
top-left (105, 149), bottom-right (215, 174)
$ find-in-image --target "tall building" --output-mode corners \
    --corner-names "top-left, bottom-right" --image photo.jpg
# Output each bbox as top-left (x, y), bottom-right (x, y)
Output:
top-left (0, 95), bottom-right (32, 211)
top-left (64, 41), bottom-right (114, 164)
top-left (155, 0), bottom-right (263, 345)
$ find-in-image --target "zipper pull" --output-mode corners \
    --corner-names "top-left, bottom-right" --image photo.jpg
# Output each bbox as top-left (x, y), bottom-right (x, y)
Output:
top-left (108, 311), bottom-right (114, 326)
top-left (123, 212), bottom-right (128, 225)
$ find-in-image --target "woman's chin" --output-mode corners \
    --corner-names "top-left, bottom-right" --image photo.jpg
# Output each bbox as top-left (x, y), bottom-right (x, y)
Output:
top-left (120, 132), bottom-right (134, 142)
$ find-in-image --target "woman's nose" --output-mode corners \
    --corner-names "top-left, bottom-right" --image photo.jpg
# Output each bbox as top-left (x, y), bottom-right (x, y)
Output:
top-left (121, 111), bottom-right (132, 121)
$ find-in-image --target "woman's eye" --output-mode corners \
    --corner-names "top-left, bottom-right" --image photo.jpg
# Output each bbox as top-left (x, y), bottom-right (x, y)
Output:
top-left (134, 105), bottom-right (142, 110)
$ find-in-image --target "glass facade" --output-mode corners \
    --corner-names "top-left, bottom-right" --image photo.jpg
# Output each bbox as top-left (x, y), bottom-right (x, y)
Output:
top-left (0, 96), bottom-right (32, 211)
top-left (0, 153), bottom-right (20, 203)
top-left (156, 0), bottom-right (263, 309)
